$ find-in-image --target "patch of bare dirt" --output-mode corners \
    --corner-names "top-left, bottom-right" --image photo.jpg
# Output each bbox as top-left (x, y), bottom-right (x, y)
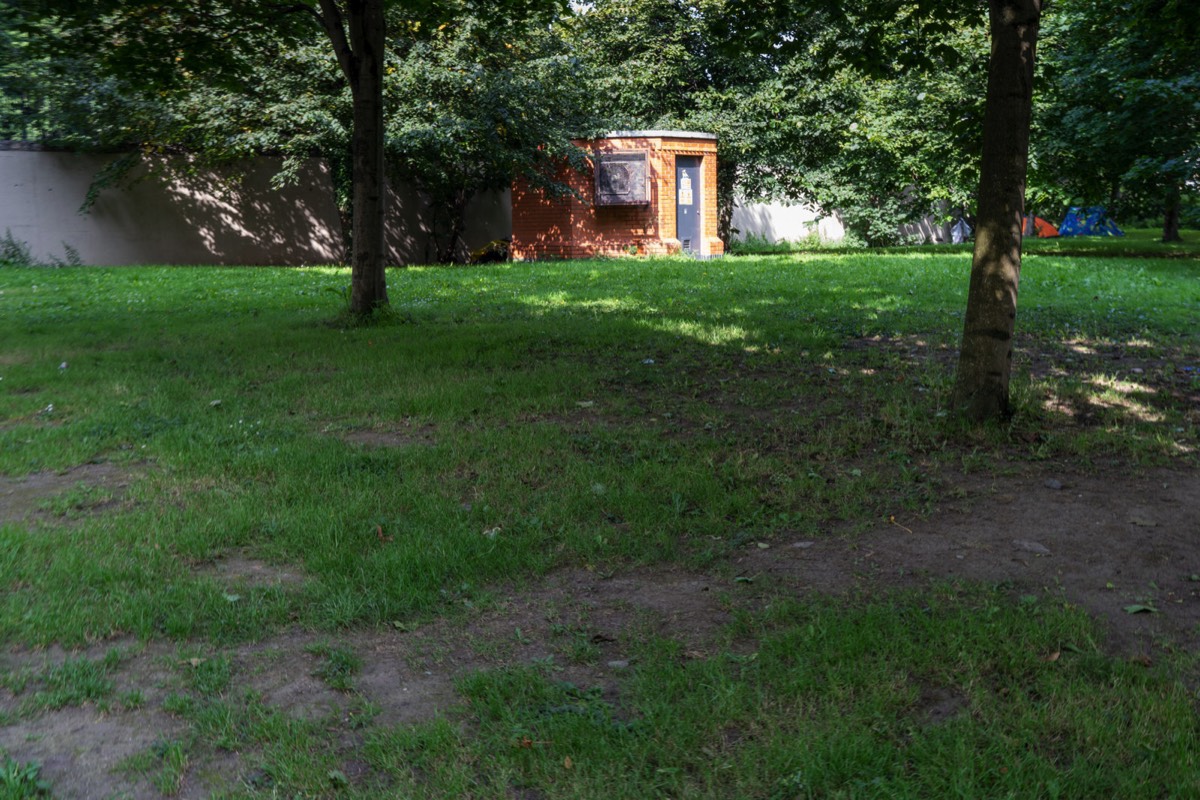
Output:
top-left (202, 549), bottom-right (307, 589)
top-left (336, 420), bottom-right (437, 449)
top-left (0, 462), bottom-right (140, 526)
top-left (2, 464), bottom-right (1198, 797)
top-left (0, 708), bottom-right (189, 797)
top-left (237, 633), bottom-right (356, 721)
top-left (735, 464), bottom-right (1200, 658)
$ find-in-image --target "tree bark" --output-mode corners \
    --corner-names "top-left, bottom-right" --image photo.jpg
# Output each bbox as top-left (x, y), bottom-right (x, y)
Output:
top-left (951, 0), bottom-right (1041, 421)
top-left (318, 0), bottom-right (389, 314)
top-left (1162, 184), bottom-right (1182, 242)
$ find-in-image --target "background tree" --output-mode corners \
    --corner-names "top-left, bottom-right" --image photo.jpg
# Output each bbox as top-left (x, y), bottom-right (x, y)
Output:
top-left (19, 0), bottom-right (566, 315)
top-left (386, 14), bottom-right (602, 262)
top-left (1031, 0), bottom-right (1199, 241)
top-left (566, 0), bottom-right (989, 246)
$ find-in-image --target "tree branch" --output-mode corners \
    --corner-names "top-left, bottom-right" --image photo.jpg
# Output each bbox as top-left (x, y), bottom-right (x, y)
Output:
top-left (315, 0), bottom-right (356, 84)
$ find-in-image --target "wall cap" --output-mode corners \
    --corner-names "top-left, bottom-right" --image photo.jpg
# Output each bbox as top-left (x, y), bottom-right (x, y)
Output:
top-left (599, 130), bottom-right (717, 142)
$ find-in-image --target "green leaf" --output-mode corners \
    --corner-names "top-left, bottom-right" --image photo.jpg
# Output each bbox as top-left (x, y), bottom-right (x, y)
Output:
top-left (1123, 604), bottom-right (1157, 614)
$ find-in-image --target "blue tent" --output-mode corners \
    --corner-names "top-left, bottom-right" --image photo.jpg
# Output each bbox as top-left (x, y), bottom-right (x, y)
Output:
top-left (1058, 206), bottom-right (1124, 237)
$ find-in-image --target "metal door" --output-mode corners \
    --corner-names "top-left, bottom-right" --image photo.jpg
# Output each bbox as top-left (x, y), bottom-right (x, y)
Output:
top-left (675, 156), bottom-right (701, 253)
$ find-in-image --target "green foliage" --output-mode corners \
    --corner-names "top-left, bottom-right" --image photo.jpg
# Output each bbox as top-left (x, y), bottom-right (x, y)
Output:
top-left (566, 0), bottom-right (989, 246)
top-left (0, 229), bottom-right (84, 267)
top-left (0, 757), bottom-right (51, 799)
top-left (0, 230), bottom-right (33, 266)
top-left (387, 13), bottom-right (603, 262)
top-left (6, 3), bottom-right (595, 261)
top-left (1032, 0), bottom-right (1200, 224)
top-left (306, 643), bottom-right (362, 691)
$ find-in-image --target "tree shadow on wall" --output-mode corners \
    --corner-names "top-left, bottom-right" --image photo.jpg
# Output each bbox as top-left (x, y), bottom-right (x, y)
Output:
top-left (87, 155), bottom-right (512, 267)
top-left (83, 155), bottom-right (345, 266)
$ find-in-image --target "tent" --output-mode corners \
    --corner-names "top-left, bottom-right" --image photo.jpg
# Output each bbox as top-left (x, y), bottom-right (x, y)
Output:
top-left (1024, 215), bottom-right (1059, 238)
top-left (950, 218), bottom-right (972, 244)
top-left (1058, 206), bottom-right (1124, 237)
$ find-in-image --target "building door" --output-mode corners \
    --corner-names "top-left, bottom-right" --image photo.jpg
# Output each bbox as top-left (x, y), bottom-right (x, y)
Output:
top-left (675, 156), bottom-right (701, 253)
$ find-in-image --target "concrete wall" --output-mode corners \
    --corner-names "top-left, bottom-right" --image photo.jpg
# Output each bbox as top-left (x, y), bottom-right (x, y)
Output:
top-left (0, 147), bottom-right (510, 266)
top-left (732, 199), bottom-right (956, 246)
top-left (730, 200), bottom-right (846, 244)
top-left (898, 216), bottom-right (954, 245)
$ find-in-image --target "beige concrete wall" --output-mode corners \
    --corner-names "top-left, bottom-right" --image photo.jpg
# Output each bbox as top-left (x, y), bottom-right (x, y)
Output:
top-left (0, 151), bottom-right (344, 265)
top-left (733, 198), bottom-right (954, 246)
top-left (731, 200), bottom-right (846, 244)
top-left (0, 149), bottom-right (511, 266)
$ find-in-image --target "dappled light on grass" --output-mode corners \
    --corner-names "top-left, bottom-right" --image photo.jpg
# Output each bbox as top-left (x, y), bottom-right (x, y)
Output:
top-left (1085, 376), bottom-right (1166, 423)
top-left (1039, 382), bottom-right (1170, 428)
top-left (641, 318), bottom-right (751, 347)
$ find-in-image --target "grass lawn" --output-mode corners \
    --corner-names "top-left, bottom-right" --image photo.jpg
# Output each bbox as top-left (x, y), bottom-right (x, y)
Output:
top-left (1, 238), bottom-right (1198, 797)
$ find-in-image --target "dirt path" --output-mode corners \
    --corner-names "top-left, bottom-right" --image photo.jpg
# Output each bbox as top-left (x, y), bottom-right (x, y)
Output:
top-left (0, 464), bottom-right (1197, 798)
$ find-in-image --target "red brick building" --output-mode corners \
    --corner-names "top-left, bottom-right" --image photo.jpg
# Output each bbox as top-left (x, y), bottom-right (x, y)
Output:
top-left (511, 131), bottom-right (723, 260)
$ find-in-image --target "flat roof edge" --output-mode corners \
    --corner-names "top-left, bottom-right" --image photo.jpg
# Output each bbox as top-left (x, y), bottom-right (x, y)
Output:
top-left (599, 130), bottom-right (718, 141)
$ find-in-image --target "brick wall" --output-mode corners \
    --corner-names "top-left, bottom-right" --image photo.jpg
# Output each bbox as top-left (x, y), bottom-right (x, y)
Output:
top-left (512, 134), bottom-right (724, 260)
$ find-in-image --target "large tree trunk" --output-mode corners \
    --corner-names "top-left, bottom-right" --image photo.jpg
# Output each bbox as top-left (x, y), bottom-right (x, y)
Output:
top-left (1162, 184), bottom-right (1183, 243)
top-left (320, 0), bottom-right (389, 315)
top-left (951, 0), bottom-right (1041, 421)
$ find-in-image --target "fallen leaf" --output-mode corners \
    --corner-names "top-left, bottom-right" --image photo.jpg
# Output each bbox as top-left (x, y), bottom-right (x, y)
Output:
top-left (1043, 651), bottom-right (1060, 662)
top-left (563, 756), bottom-right (573, 769)
top-left (376, 524), bottom-right (393, 543)
top-left (181, 657), bottom-right (206, 668)
top-left (1130, 654), bottom-right (1153, 667)
top-left (1123, 604), bottom-right (1157, 614)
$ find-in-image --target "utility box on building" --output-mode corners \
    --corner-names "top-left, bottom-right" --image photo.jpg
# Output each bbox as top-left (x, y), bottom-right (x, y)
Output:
top-left (511, 131), bottom-right (723, 260)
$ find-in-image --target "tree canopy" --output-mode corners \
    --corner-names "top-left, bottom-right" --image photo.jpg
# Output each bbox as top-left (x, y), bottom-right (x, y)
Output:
top-left (1031, 0), bottom-right (1199, 240)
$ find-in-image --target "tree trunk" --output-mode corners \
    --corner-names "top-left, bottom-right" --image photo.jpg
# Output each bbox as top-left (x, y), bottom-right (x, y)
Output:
top-left (319, 0), bottom-right (389, 315)
top-left (1162, 185), bottom-right (1182, 242)
top-left (951, 0), bottom-right (1041, 422)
